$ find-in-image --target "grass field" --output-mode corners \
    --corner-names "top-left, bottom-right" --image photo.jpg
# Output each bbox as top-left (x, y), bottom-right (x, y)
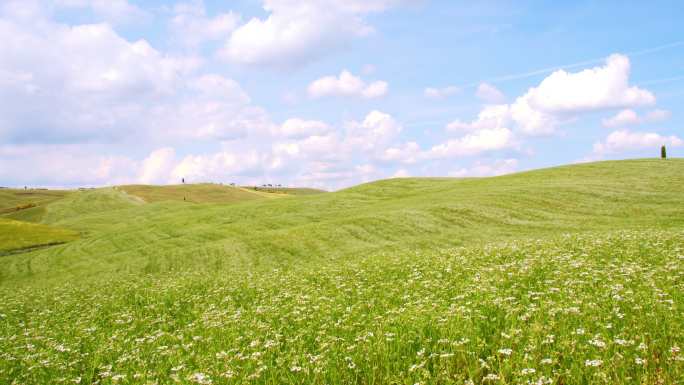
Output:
top-left (0, 159), bottom-right (683, 384)
top-left (241, 186), bottom-right (327, 196)
top-left (0, 188), bottom-right (70, 223)
top-left (118, 184), bottom-right (271, 204)
top-left (0, 218), bottom-right (79, 254)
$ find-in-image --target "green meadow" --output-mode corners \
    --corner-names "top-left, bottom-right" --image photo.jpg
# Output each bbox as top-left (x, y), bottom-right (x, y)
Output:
top-left (1, 159), bottom-right (683, 384)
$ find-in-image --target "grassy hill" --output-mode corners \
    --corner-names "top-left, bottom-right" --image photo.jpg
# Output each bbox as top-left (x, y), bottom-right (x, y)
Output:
top-left (0, 159), bottom-right (682, 384)
top-left (0, 218), bottom-right (79, 254)
top-left (241, 186), bottom-right (327, 196)
top-left (0, 188), bottom-right (70, 222)
top-left (118, 183), bottom-right (271, 204)
top-left (2, 159), bottom-right (682, 286)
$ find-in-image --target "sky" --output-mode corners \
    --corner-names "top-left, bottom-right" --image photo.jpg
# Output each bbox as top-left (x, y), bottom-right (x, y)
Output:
top-left (0, 0), bottom-right (683, 190)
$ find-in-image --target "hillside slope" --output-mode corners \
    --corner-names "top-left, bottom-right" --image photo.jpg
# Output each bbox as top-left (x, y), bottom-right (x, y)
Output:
top-left (118, 184), bottom-right (269, 204)
top-left (0, 218), bottom-right (79, 254)
top-left (1, 159), bottom-right (683, 286)
top-left (0, 188), bottom-right (70, 222)
top-left (1, 159), bottom-right (683, 384)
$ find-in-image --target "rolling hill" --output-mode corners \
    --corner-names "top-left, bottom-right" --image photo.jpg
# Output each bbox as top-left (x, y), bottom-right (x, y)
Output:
top-left (0, 218), bottom-right (79, 254)
top-left (1, 159), bottom-right (683, 285)
top-left (1, 159), bottom-right (683, 384)
top-left (118, 183), bottom-right (271, 204)
top-left (0, 188), bottom-right (70, 222)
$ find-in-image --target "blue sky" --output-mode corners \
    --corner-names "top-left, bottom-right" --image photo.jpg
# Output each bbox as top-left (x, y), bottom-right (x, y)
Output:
top-left (1, 0), bottom-right (682, 189)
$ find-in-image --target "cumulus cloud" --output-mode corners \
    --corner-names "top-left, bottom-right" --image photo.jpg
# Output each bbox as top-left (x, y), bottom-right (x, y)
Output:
top-left (602, 108), bottom-right (671, 128)
top-left (138, 148), bottom-right (177, 184)
top-left (520, 54), bottom-right (654, 113)
top-left (426, 127), bottom-right (516, 159)
top-left (0, 4), bottom-right (274, 146)
top-left (219, 0), bottom-right (412, 67)
top-left (187, 74), bottom-right (250, 104)
top-left (424, 86), bottom-right (459, 99)
top-left (447, 54), bottom-right (657, 137)
top-left (510, 54), bottom-right (654, 135)
top-left (391, 168), bottom-right (411, 178)
top-left (450, 158), bottom-right (519, 177)
top-left (446, 105), bottom-right (510, 133)
top-left (171, 150), bottom-right (269, 183)
top-left (592, 130), bottom-right (683, 156)
top-left (0, 144), bottom-right (139, 187)
top-left (434, 103), bottom-right (518, 160)
top-left (272, 119), bottom-right (332, 138)
top-left (476, 82), bottom-right (505, 103)
top-left (345, 110), bottom-right (402, 151)
top-left (601, 109), bottom-right (640, 128)
top-left (157, 110), bottom-right (406, 189)
top-left (307, 70), bottom-right (388, 99)
top-left (0, 13), bottom-right (201, 143)
top-left (378, 142), bottom-right (421, 164)
top-left (170, 0), bottom-right (240, 47)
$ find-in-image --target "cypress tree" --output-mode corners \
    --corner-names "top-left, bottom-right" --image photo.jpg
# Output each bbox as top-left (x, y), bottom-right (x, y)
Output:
top-left (661, 145), bottom-right (667, 159)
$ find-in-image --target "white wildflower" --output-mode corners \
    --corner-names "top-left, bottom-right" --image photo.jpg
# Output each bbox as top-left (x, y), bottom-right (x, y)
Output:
top-left (188, 372), bottom-right (212, 384)
top-left (498, 348), bottom-right (512, 356)
top-left (585, 359), bottom-right (603, 367)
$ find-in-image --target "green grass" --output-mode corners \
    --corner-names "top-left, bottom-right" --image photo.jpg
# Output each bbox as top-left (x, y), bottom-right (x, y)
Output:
top-left (0, 188), bottom-right (70, 222)
top-left (118, 184), bottom-right (271, 204)
top-left (0, 218), bottom-right (79, 254)
top-left (241, 186), bottom-right (327, 196)
top-left (0, 159), bottom-right (683, 384)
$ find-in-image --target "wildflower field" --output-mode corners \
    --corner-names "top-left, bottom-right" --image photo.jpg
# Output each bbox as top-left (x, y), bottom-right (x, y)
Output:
top-left (1, 159), bottom-right (683, 384)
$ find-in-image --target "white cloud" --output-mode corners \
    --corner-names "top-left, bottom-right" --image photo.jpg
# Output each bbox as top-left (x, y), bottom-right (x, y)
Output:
top-left (379, 142), bottom-right (421, 164)
top-left (170, 1), bottom-right (240, 47)
top-left (602, 108), bottom-right (672, 128)
top-left (138, 148), bottom-right (177, 184)
top-left (187, 74), bottom-right (250, 104)
top-left (171, 150), bottom-right (267, 182)
top-left (520, 54), bottom-right (655, 113)
top-left (345, 110), bottom-right (402, 151)
top-left (446, 104), bottom-right (509, 133)
top-left (424, 86), bottom-right (459, 99)
top-left (391, 168), bottom-right (411, 178)
top-left (272, 118), bottom-right (332, 138)
top-left (0, 6), bottom-right (271, 145)
top-left (426, 127), bottom-right (516, 158)
top-left (307, 70), bottom-right (388, 99)
top-left (0, 12), bottom-right (205, 143)
top-left (219, 0), bottom-right (411, 67)
top-left (450, 54), bottom-right (657, 136)
top-left (592, 130), bottom-right (683, 155)
top-left (602, 109), bottom-right (640, 128)
top-left (509, 54), bottom-right (654, 135)
top-left (0, 144), bottom-right (138, 187)
top-left (476, 82), bottom-right (505, 103)
top-left (450, 158), bottom-right (518, 177)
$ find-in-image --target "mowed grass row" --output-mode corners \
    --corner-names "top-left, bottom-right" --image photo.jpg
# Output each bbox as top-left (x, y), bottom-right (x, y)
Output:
top-left (0, 188), bottom-right (70, 223)
top-left (2, 159), bottom-right (683, 286)
top-left (117, 184), bottom-right (274, 204)
top-left (0, 231), bottom-right (681, 384)
top-left (0, 219), bottom-right (79, 254)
